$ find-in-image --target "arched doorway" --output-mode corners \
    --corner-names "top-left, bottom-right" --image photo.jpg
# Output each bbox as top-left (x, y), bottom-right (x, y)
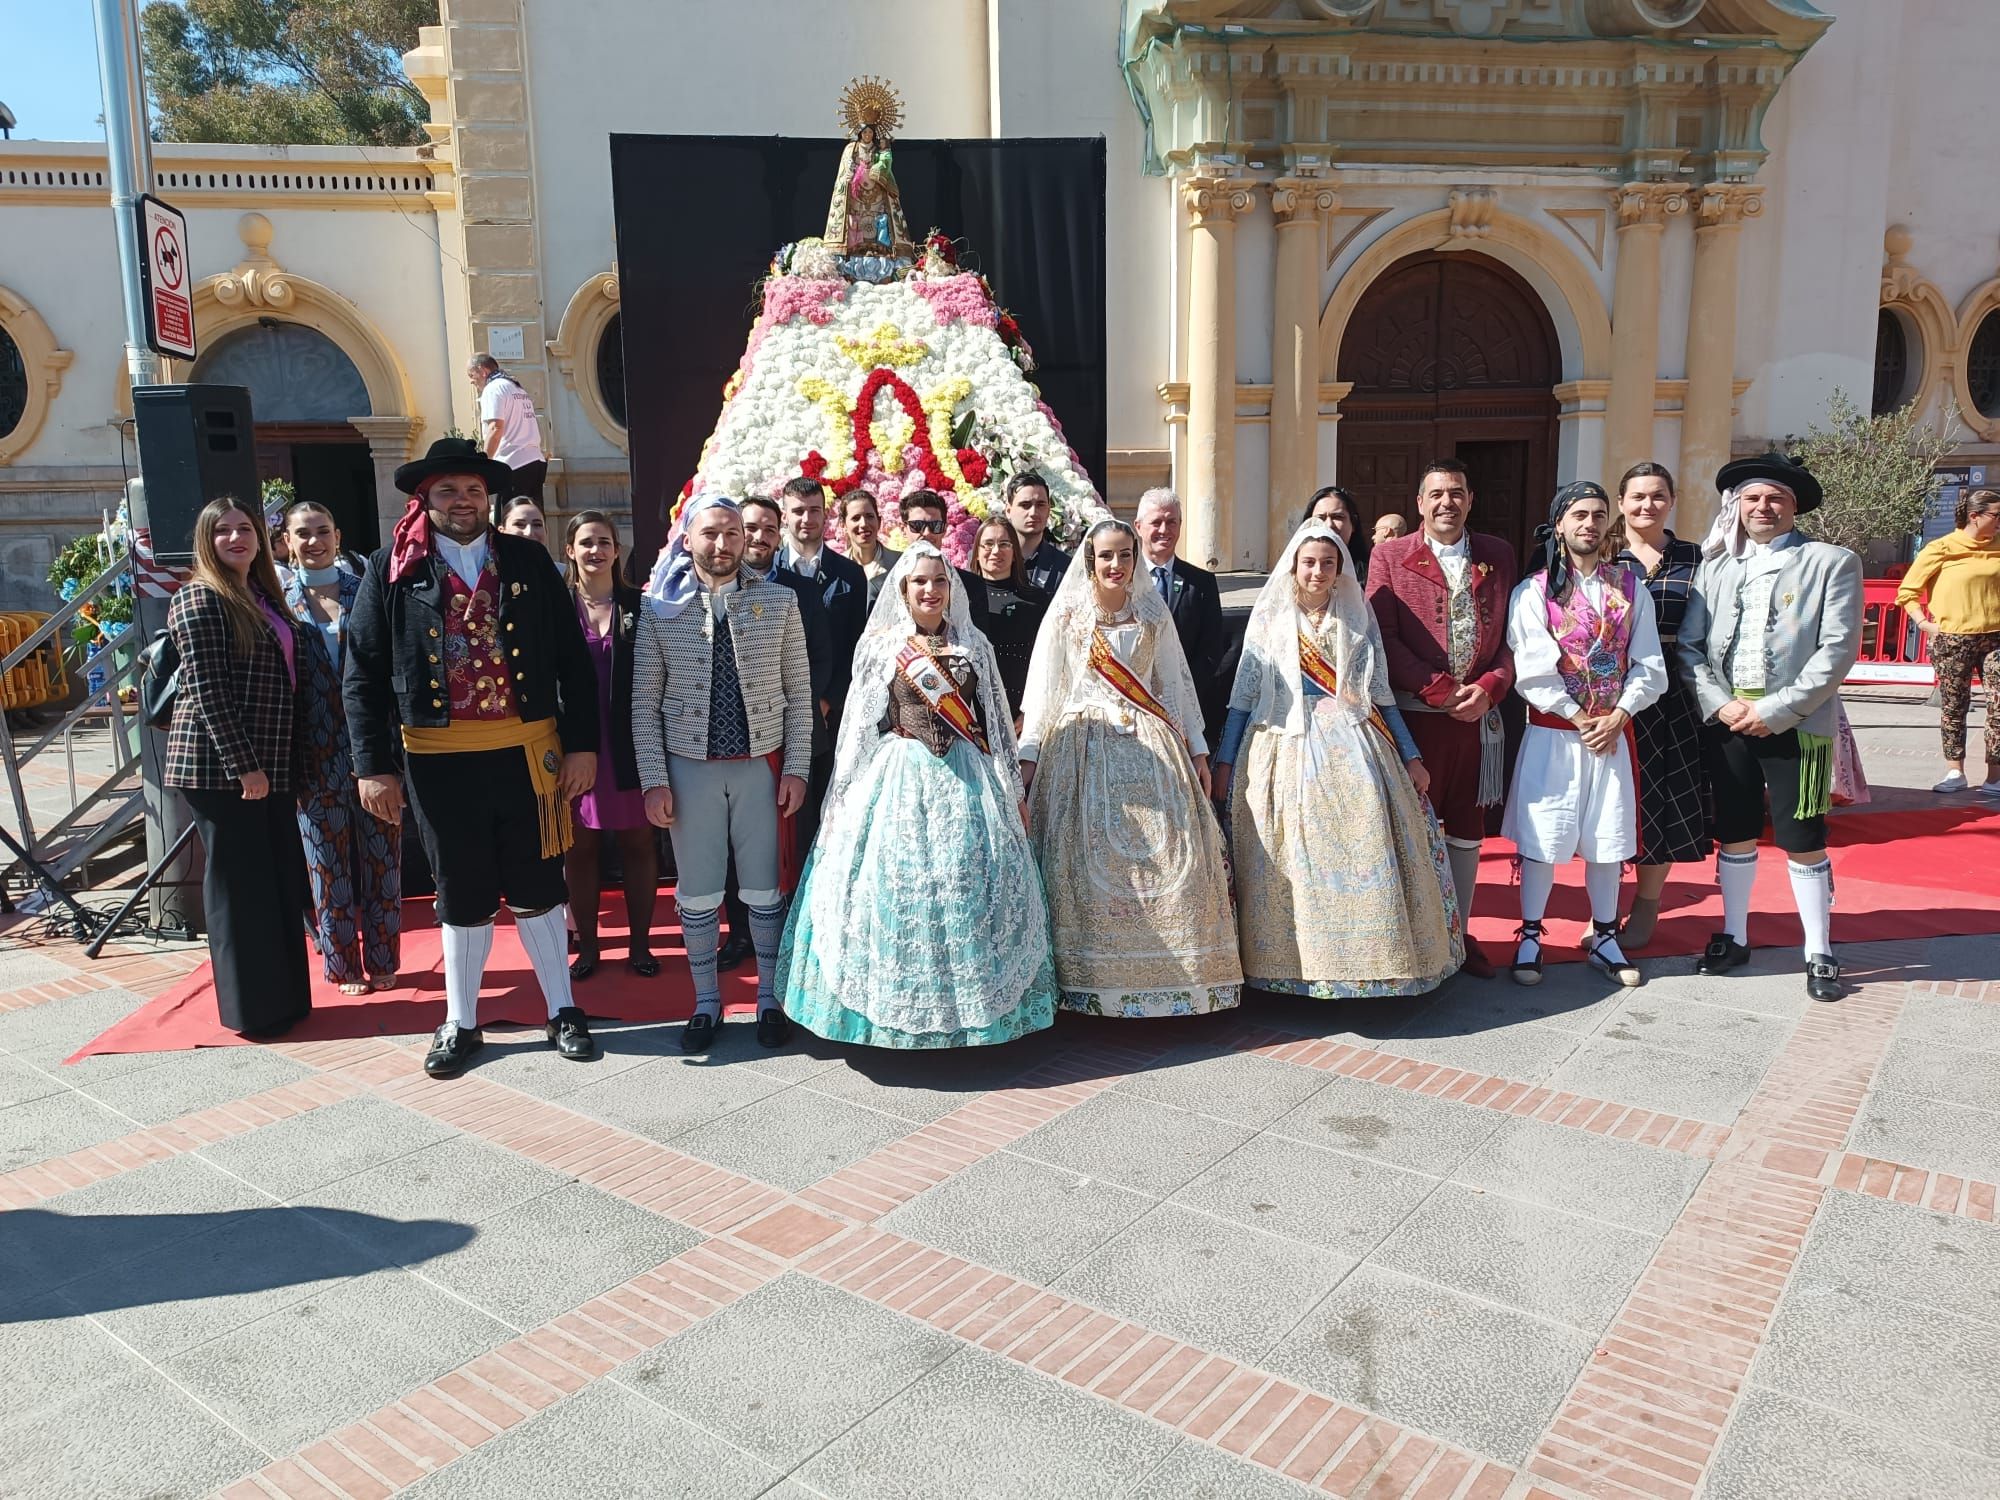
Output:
top-left (1335, 251), bottom-right (1560, 563)
top-left (191, 322), bottom-right (382, 552)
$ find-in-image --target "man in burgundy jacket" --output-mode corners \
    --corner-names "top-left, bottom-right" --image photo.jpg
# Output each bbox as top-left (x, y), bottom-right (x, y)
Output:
top-left (1366, 458), bottom-right (1517, 978)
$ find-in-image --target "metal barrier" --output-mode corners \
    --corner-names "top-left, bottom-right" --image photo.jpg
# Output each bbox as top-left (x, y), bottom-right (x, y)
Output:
top-left (0, 551), bottom-right (147, 905)
top-left (1851, 578), bottom-right (1935, 686)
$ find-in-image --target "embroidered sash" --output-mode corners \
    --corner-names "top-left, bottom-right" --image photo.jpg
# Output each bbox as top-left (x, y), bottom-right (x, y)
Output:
top-left (1089, 627), bottom-right (1174, 728)
top-left (895, 640), bottom-right (990, 754)
top-left (1300, 631), bottom-right (1398, 753)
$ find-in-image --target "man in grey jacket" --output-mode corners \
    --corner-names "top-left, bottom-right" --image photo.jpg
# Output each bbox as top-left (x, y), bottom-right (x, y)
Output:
top-left (1676, 454), bottom-right (1862, 1002)
top-left (633, 495), bottom-right (813, 1051)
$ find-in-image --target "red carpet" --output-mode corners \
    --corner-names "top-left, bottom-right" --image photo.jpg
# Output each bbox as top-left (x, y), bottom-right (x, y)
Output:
top-left (67, 901), bottom-right (760, 1062)
top-left (68, 807), bottom-right (2000, 1061)
top-left (1465, 805), bottom-right (2000, 958)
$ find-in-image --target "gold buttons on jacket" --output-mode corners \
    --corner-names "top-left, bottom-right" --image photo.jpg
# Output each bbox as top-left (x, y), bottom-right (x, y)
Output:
top-left (429, 627), bottom-right (439, 638)
top-left (506, 622), bottom-right (515, 631)
top-left (511, 648), bottom-right (521, 656)
top-left (429, 679), bottom-right (440, 689)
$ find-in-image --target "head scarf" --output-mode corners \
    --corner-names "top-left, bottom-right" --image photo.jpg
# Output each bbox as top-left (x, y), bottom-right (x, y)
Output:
top-left (1701, 480), bottom-right (1797, 560)
top-left (642, 493), bottom-right (742, 618)
top-left (1229, 522), bottom-right (1391, 738)
top-left (1015, 517), bottom-right (1206, 754)
top-left (387, 474), bottom-right (448, 583)
top-left (1532, 480), bottom-right (1611, 601)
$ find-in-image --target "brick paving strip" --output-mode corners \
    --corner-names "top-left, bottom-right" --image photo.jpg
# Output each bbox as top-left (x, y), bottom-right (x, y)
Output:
top-left (1224, 1021), bottom-right (1732, 1161)
top-left (1521, 943), bottom-right (1925, 1500)
top-left (0, 1074), bottom-right (362, 1208)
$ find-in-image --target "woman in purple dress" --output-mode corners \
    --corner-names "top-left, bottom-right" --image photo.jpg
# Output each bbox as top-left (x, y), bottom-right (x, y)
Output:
top-left (563, 513), bottom-right (659, 977)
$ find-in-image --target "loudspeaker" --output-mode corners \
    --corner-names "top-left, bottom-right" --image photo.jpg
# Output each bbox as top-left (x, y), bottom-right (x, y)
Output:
top-left (131, 384), bottom-right (260, 565)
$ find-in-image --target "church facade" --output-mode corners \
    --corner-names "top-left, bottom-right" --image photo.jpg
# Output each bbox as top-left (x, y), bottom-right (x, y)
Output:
top-left (2, 0), bottom-right (1996, 604)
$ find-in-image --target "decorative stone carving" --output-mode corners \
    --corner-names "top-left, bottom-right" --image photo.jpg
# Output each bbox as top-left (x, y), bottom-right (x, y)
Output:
top-left (1613, 184), bottom-right (1689, 229)
top-left (1880, 223), bottom-right (1924, 303)
top-left (1695, 183), bottom-right (1764, 231)
top-left (1182, 176), bottom-right (1254, 226)
top-left (549, 267), bottom-right (627, 453)
top-left (1431, 0), bottom-right (1527, 38)
top-left (0, 282), bottom-right (73, 465)
top-left (1445, 186), bottom-right (1497, 242)
top-left (1269, 177), bottom-right (1339, 226)
top-left (210, 213), bottom-right (296, 312)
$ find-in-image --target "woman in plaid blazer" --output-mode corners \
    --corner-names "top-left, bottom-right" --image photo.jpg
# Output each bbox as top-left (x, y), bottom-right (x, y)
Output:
top-left (164, 497), bottom-right (313, 1037)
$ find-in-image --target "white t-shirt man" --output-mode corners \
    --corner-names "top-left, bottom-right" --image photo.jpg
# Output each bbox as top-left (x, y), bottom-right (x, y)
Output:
top-left (479, 373), bottom-right (544, 469)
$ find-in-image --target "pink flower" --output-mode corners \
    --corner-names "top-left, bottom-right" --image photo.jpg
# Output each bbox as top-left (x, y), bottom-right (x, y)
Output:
top-left (764, 276), bottom-right (847, 327)
top-left (909, 273), bottom-right (999, 329)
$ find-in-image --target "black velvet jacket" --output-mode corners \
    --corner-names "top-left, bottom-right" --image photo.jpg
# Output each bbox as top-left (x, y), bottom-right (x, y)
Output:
top-left (343, 531), bottom-right (599, 778)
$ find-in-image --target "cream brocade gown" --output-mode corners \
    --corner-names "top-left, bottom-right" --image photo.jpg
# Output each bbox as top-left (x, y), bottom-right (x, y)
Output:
top-left (1026, 620), bottom-right (1242, 1016)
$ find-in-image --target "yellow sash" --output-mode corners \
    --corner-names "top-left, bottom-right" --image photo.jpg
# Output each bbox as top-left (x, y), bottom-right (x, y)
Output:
top-left (401, 715), bottom-right (573, 859)
top-left (895, 640), bottom-right (991, 754)
top-left (1298, 631), bottom-right (1398, 752)
top-left (1089, 628), bottom-right (1174, 727)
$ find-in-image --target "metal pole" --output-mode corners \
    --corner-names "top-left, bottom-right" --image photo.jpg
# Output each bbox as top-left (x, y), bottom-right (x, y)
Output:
top-left (92, 0), bottom-right (198, 929)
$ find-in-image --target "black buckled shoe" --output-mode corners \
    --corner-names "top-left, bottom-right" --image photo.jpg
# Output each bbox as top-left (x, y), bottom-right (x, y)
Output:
top-left (1510, 920), bottom-right (1546, 987)
top-left (423, 1022), bottom-right (483, 1078)
top-left (1696, 934), bottom-right (1752, 975)
top-left (546, 1006), bottom-right (596, 1060)
top-left (1805, 953), bottom-right (1843, 1003)
top-left (681, 1011), bottom-right (719, 1054)
top-left (756, 1008), bottom-right (791, 1049)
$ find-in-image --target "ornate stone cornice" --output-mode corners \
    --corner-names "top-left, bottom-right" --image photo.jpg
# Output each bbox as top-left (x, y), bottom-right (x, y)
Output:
top-left (1613, 184), bottom-right (1689, 230)
top-left (1269, 176), bottom-right (1338, 226)
top-left (1182, 176), bottom-right (1254, 226)
top-left (1695, 183), bottom-right (1764, 231)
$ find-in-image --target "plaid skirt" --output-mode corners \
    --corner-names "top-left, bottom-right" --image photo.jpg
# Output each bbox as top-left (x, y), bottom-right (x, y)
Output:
top-left (1631, 682), bottom-right (1713, 865)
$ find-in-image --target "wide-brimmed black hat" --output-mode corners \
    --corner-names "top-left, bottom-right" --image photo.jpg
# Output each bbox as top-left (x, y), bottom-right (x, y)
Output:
top-left (1717, 451), bottom-right (1823, 514)
top-left (394, 437), bottom-right (514, 496)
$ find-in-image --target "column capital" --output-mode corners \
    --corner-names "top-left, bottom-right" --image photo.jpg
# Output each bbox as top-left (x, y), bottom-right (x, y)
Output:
top-left (1612, 183), bottom-right (1689, 230)
top-left (1269, 176), bottom-right (1338, 227)
top-left (1182, 175), bottom-right (1254, 227)
top-left (1694, 183), bottom-right (1765, 232)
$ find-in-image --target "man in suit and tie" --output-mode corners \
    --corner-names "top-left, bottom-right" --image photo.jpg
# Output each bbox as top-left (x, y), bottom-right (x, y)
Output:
top-left (1366, 458), bottom-right (1518, 979)
top-left (1134, 488), bottom-right (1230, 746)
top-left (778, 475), bottom-right (868, 832)
top-left (1677, 453), bottom-right (1862, 1002)
top-left (1006, 471), bottom-right (1072, 593)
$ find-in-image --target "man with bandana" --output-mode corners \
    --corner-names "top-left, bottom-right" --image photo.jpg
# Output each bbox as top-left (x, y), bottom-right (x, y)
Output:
top-left (633, 495), bottom-right (814, 1052)
top-left (345, 437), bottom-right (601, 1078)
top-left (1678, 453), bottom-right (1862, 1002)
top-left (1501, 481), bottom-right (1666, 987)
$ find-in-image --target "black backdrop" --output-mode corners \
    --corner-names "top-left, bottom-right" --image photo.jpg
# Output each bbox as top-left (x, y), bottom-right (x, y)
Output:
top-left (609, 134), bottom-right (1106, 571)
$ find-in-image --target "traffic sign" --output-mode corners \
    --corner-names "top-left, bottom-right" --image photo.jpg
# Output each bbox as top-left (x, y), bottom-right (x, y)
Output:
top-left (138, 194), bottom-right (196, 360)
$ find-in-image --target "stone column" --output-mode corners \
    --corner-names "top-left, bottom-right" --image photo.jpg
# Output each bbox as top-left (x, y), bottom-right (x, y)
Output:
top-left (1268, 177), bottom-right (1338, 569)
top-left (350, 416), bottom-right (424, 545)
top-left (1602, 184), bottom-right (1686, 489)
top-left (1679, 185), bottom-right (1763, 536)
top-left (1182, 176), bottom-right (1251, 572)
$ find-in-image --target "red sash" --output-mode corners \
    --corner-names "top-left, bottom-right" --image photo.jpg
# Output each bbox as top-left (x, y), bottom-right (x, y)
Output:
top-left (1301, 631), bottom-right (1398, 753)
top-left (896, 640), bottom-right (991, 754)
top-left (1089, 628), bottom-right (1175, 727)
top-left (1527, 706), bottom-right (1641, 806)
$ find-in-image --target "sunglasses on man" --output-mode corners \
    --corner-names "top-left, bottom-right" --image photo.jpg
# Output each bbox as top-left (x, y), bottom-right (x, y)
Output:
top-left (906, 517), bottom-right (946, 535)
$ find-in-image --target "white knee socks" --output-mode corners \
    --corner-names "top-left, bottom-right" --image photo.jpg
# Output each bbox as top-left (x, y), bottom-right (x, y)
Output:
top-left (1447, 839), bottom-right (1482, 919)
top-left (1788, 857), bottom-right (1835, 958)
top-left (514, 906), bottom-right (576, 1020)
top-left (1518, 858), bottom-right (1555, 924)
top-left (1718, 851), bottom-right (1758, 945)
top-left (1583, 861), bottom-right (1623, 927)
top-left (441, 921), bottom-right (494, 1029)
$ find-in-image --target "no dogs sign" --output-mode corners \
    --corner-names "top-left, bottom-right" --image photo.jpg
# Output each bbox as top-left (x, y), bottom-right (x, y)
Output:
top-left (138, 194), bottom-right (196, 360)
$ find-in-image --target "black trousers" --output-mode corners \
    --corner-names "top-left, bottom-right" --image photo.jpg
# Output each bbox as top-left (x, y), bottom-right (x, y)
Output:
top-left (505, 459), bottom-right (547, 507)
top-left (404, 747), bottom-right (567, 925)
top-left (184, 786), bottom-right (313, 1034)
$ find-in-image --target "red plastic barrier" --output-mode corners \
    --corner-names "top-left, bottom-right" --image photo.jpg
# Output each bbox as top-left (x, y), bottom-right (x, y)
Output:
top-left (1852, 578), bottom-right (1934, 685)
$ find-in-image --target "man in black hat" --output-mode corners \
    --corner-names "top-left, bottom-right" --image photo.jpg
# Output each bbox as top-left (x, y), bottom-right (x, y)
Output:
top-left (345, 437), bottom-right (602, 1075)
top-left (1677, 453), bottom-right (1862, 1002)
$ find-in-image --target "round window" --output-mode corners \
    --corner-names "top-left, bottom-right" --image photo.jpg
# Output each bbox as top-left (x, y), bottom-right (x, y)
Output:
top-left (0, 324), bottom-right (27, 441)
top-left (1872, 307), bottom-right (1911, 417)
top-left (596, 310), bottom-right (626, 430)
top-left (1967, 310), bottom-right (2000, 420)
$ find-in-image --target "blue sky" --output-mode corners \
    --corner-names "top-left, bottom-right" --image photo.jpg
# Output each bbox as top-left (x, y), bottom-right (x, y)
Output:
top-left (0, 0), bottom-right (178, 143)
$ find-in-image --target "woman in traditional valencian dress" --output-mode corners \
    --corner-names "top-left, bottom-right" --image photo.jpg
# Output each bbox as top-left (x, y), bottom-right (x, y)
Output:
top-left (1608, 463), bottom-right (1712, 949)
top-left (1017, 519), bottom-right (1242, 1017)
top-left (779, 544), bottom-right (1058, 1047)
top-left (1214, 523), bottom-right (1460, 998)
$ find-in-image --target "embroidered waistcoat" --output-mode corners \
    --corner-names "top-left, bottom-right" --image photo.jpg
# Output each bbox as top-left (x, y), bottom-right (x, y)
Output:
top-left (444, 559), bottom-right (517, 721)
top-left (1546, 567), bottom-right (1639, 718)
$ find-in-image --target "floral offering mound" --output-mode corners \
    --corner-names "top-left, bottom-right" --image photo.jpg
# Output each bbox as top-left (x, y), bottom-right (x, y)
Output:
top-left (676, 254), bottom-right (1106, 567)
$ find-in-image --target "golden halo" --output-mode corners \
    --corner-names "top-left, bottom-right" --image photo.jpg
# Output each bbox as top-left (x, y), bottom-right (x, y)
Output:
top-left (838, 76), bottom-right (903, 139)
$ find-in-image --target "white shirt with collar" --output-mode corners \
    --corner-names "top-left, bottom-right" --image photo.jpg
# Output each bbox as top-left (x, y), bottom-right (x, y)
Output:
top-left (436, 532), bottom-right (490, 592)
top-left (1426, 531), bottom-right (1472, 588)
top-left (782, 540), bottom-right (823, 580)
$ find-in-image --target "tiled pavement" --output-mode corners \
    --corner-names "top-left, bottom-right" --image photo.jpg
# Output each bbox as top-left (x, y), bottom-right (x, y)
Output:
top-left (1, 697), bottom-right (1997, 1499)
